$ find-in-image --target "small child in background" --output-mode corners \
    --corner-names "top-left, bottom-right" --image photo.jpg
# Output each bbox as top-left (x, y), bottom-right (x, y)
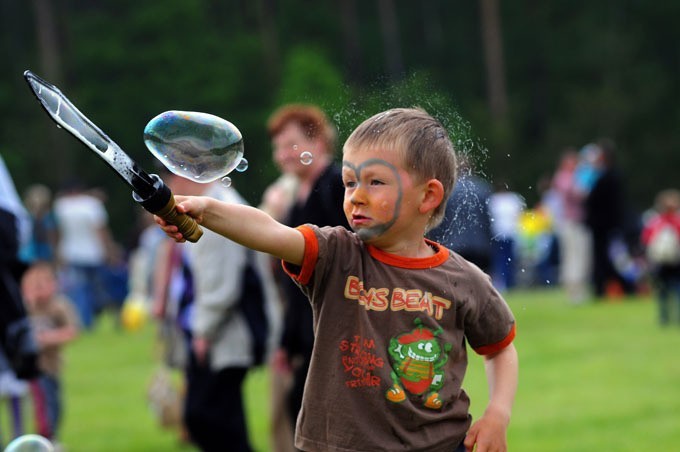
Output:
top-left (21, 261), bottom-right (79, 440)
top-left (641, 189), bottom-right (680, 325)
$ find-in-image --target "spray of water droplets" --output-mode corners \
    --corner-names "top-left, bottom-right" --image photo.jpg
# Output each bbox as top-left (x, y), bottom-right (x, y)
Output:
top-left (324, 72), bottom-right (491, 245)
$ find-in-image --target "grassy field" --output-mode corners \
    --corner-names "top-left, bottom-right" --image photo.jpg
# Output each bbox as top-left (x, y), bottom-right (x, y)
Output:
top-left (8, 287), bottom-right (680, 451)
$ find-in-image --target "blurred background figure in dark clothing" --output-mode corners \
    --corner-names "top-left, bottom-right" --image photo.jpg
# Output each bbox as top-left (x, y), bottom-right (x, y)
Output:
top-left (266, 104), bottom-right (350, 448)
top-left (0, 154), bottom-right (40, 384)
top-left (427, 155), bottom-right (493, 274)
top-left (584, 138), bottom-right (636, 298)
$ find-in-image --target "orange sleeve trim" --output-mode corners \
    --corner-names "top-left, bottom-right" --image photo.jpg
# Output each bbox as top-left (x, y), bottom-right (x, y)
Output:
top-left (282, 225), bottom-right (318, 285)
top-left (474, 323), bottom-right (516, 356)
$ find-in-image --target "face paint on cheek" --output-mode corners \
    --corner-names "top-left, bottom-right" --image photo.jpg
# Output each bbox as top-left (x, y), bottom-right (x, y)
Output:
top-left (356, 223), bottom-right (389, 241)
top-left (355, 203), bottom-right (400, 241)
top-left (344, 156), bottom-right (404, 241)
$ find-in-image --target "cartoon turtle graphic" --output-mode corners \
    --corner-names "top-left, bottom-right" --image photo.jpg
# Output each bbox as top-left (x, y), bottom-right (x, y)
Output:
top-left (386, 318), bottom-right (452, 409)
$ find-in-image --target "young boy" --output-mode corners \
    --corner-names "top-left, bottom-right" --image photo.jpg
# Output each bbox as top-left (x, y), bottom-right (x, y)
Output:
top-left (158, 108), bottom-right (518, 452)
top-left (21, 261), bottom-right (79, 440)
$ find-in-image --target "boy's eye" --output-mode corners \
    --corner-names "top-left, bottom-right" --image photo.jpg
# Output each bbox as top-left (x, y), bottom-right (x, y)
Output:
top-left (370, 179), bottom-right (384, 186)
top-left (343, 180), bottom-right (357, 188)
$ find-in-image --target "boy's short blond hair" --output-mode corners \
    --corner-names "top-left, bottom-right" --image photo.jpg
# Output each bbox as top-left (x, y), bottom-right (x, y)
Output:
top-left (343, 107), bottom-right (457, 229)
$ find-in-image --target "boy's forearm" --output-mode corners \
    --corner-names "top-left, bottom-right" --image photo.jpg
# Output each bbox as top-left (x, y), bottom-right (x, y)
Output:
top-left (483, 343), bottom-right (518, 420)
top-left (199, 197), bottom-right (304, 264)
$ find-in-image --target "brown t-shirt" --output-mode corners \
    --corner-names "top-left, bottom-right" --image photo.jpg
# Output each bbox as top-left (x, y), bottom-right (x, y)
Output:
top-left (283, 225), bottom-right (516, 452)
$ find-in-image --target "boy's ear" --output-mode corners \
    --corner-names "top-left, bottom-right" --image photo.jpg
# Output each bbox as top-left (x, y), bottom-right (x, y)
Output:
top-left (419, 179), bottom-right (445, 215)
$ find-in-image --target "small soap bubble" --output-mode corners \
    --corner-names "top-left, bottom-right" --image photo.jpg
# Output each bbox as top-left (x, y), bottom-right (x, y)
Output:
top-left (4, 434), bottom-right (54, 452)
top-left (300, 151), bottom-right (313, 166)
top-left (293, 144), bottom-right (299, 151)
top-left (220, 176), bottom-right (232, 187)
top-left (235, 158), bottom-right (248, 172)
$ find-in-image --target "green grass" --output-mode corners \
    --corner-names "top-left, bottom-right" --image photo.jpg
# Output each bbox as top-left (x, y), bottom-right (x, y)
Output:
top-left (14, 288), bottom-right (680, 450)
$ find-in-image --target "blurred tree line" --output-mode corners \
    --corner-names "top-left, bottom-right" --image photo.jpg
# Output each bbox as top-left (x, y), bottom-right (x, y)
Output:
top-left (1, 0), bottom-right (678, 244)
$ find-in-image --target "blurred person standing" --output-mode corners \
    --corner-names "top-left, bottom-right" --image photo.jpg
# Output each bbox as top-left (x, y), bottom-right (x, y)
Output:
top-left (21, 261), bottom-right (79, 441)
top-left (584, 138), bottom-right (635, 298)
top-left (0, 155), bottom-right (40, 446)
top-left (551, 148), bottom-right (592, 302)
top-left (150, 234), bottom-right (192, 442)
top-left (641, 189), bottom-right (680, 325)
top-left (53, 181), bottom-right (113, 329)
top-left (427, 155), bottom-right (493, 273)
top-left (166, 172), bottom-right (278, 452)
top-left (258, 172), bottom-right (298, 452)
top-left (488, 180), bottom-right (525, 291)
top-left (266, 104), bottom-right (350, 442)
top-left (0, 154), bottom-right (39, 381)
top-left (0, 158), bottom-right (40, 446)
top-left (21, 184), bottom-right (57, 264)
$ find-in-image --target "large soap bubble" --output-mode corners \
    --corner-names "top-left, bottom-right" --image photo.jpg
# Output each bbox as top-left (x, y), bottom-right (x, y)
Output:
top-left (144, 111), bottom-right (244, 183)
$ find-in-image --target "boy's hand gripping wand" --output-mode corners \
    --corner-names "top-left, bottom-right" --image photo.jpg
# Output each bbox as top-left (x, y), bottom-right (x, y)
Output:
top-left (23, 70), bottom-right (202, 242)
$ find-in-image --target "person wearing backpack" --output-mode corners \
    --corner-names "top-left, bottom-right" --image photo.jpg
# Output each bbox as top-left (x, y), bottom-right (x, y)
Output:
top-left (164, 171), bottom-right (278, 452)
top-left (641, 189), bottom-right (680, 325)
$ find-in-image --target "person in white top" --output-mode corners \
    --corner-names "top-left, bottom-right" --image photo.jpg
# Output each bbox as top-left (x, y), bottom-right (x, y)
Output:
top-left (53, 182), bottom-right (112, 329)
top-left (489, 182), bottom-right (525, 291)
top-left (164, 172), bottom-right (279, 452)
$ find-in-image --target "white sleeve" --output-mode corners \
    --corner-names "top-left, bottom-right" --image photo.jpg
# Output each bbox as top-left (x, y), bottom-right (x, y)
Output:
top-left (186, 223), bottom-right (247, 341)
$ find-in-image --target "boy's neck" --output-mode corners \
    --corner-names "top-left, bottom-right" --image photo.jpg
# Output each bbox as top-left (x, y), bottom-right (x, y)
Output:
top-left (372, 235), bottom-right (436, 258)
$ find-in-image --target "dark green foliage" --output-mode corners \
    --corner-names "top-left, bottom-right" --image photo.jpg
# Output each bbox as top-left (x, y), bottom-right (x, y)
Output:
top-left (0, 1), bottom-right (678, 242)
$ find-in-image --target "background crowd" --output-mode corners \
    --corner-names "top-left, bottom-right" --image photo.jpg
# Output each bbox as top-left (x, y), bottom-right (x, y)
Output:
top-left (1, 103), bottom-right (679, 451)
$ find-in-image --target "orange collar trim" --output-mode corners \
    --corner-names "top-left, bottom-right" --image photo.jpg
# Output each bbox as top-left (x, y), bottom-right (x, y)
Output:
top-left (366, 239), bottom-right (449, 269)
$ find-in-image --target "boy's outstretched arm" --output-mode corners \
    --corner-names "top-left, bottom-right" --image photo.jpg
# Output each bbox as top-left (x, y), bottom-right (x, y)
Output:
top-left (156, 195), bottom-right (306, 265)
top-left (464, 343), bottom-right (518, 452)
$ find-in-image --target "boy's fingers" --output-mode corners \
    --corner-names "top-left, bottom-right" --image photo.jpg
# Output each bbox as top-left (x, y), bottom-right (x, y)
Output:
top-left (175, 202), bottom-right (188, 213)
top-left (173, 196), bottom-right (191, 213)
top-left (464, 429), bottom-right (477, 451)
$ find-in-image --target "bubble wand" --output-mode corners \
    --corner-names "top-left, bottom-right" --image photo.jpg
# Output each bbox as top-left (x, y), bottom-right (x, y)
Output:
top-left (23, 70), bottom-right (203, 242)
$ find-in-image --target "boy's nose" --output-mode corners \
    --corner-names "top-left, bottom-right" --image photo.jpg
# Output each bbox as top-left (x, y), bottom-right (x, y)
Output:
top-left (350, 185), bottom-right (367, 205)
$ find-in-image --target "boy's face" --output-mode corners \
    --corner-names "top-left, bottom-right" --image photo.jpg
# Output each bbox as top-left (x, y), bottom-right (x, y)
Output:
top-left (342, 146), bottom-right (426, 245)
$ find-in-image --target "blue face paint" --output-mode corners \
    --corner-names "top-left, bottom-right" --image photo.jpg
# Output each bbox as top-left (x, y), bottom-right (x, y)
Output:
top-left (343, 157), bottom-right (403, 241)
